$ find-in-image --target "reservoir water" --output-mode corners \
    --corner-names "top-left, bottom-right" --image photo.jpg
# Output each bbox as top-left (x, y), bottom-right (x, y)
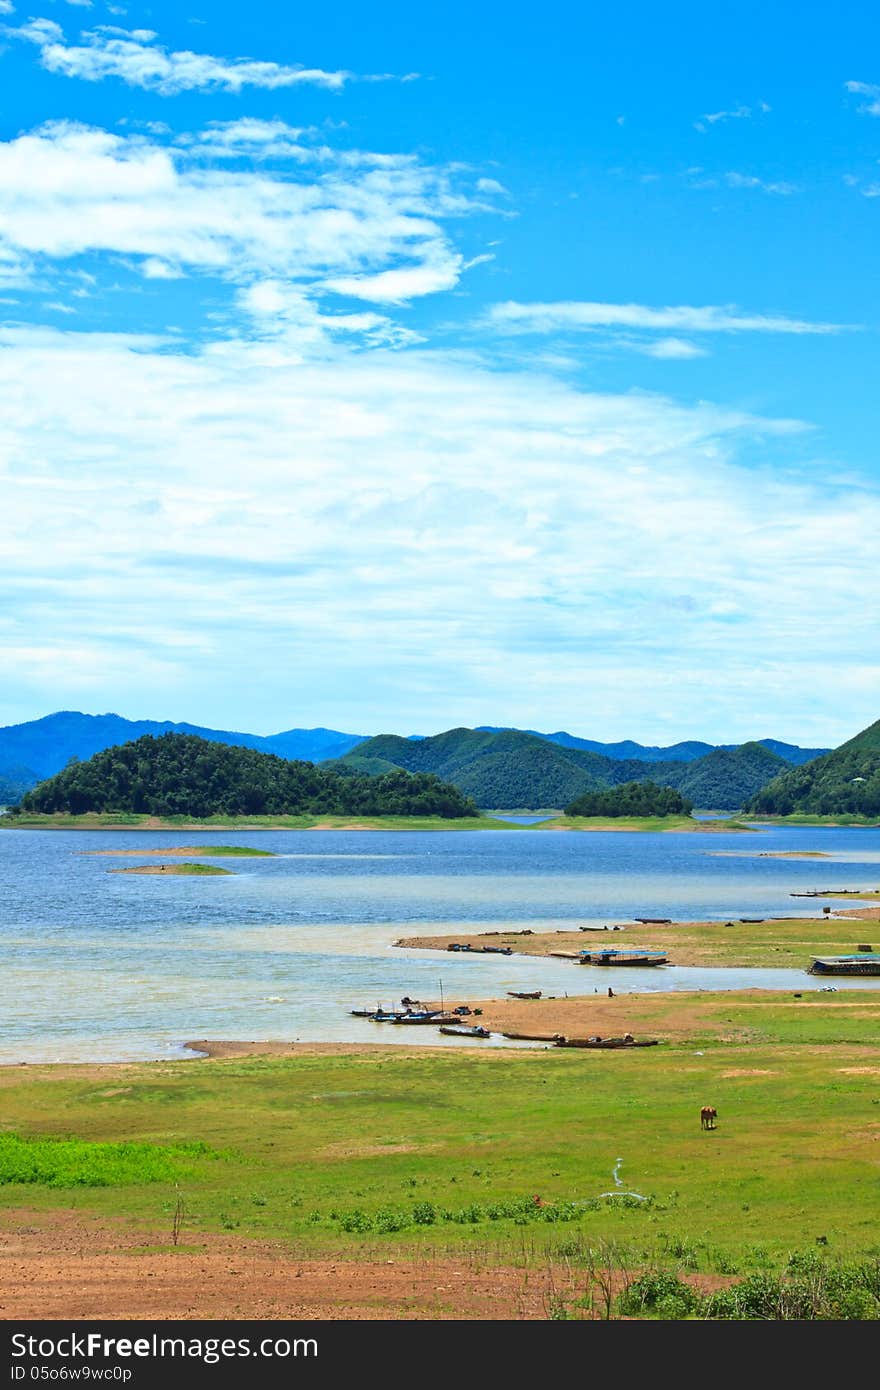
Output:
top-left (1, 822), bottom-right (879, 1062)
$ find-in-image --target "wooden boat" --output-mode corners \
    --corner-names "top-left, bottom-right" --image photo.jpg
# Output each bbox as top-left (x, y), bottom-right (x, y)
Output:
top-left (502, 1031), bottom-right (563, 1042)
top-left (634, 917), bottom-right (672, 924)
top-left (439, 1024), bottom-right (492, 1038)
top-left (507, 990), bottom-right (542, 1000)
top-left (578, 949), bottom-right (669, 967)
top-left (554, 1035), bottom-right (659, 1049)
top-left (446, 942), bottom-right (512, 955)
top-left (391, 1012), bottom-right (461, 1025)
top-left (739, 918), bottom-right (764, 924)
top-left (808, 955), bottom-right (880, 977)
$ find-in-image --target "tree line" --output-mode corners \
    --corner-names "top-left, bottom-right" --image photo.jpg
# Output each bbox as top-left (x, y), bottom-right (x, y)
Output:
top-left (564, 781), bottom-right (693, 818)
top-left (13, 733), bottom-right (479, 819)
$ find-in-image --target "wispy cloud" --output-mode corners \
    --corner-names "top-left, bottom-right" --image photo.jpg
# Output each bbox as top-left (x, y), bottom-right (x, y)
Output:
top-left (485, 301), bottom-right (847, 336)
top-left (724, 170), bottom-right (795, 195)
top-left (637, 337), bottom-right (707, 359)
top-left (845, 80), bottom-right (880, 115)
top-left (8, 18), bottom-right (355, 93)
top-left (0, 1), bottom-right (14, 13)
top-left (694, 101), bottom-right (770, 133)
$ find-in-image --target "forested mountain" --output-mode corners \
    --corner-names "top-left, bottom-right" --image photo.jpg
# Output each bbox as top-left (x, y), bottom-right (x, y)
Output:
top-left (13, 734), bottom-right (477, 819)
top-left (565, 782), bottom-right (693, 818)
top-left (340, 729), bottom-right (612, 808)
top-left (745, 718), bottom-right (880, 816)
top-left (662, 742), bottom-right (787, 809)
top-left (0, 767), bottom-right (35, 806)
top-left (0, 711), bottom-right (826, 807)
top-left (0, 712), bottom-right (366, 789)
top-left (339, 728), bottom-right (800, 809)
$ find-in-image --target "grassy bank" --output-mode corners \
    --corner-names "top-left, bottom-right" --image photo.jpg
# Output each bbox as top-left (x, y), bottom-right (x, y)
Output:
top-left (396, 911), bottom-right (880, 969)
top-left (0, 811), bottom-right (521, 832)
top-left (1, 811), bottom-right (750, 833)
top-left (0, 991), bottom-right (878, 1275)
top-left (541, 814), bottom-right (752, 833)
top-left (747, 814), bottom-right (880, 827)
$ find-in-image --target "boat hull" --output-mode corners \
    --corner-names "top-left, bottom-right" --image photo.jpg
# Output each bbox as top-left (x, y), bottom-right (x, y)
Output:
top-left (809, 957), bottom-right (880, 976)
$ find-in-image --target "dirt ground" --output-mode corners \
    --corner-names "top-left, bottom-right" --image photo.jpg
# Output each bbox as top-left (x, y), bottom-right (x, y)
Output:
top-left (0, 1209), bottom-right (580, 1320)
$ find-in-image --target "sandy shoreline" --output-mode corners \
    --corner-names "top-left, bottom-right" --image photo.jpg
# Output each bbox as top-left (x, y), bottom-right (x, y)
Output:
top-left (5, 980), bottom-right (880, 1074)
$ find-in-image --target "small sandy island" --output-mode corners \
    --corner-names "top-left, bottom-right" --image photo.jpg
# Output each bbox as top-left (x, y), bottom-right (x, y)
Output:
top-left (708, 850), bottom-right (831, 859)
top-left (89, 845), bottom-right (272, 857)
top-left (111, 863), bottom-right (232, 876)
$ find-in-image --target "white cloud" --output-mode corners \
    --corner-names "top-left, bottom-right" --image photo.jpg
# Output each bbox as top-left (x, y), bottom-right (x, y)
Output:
top-left (179, 119), bottom-right (416, 169)
top-left (0, 121), bottom-right (486, 306)
top-left (10, 18), bottom-right (351, 93)
top-left (0, 1), bottom-right (14, 14)
top-left (725, 171), bottom-right (795, 195)
top-left (324, 255), bottom-right (463, 304)
top-left (693, 103), bottom-right (770, 133)
top-left (0, 322), bottom-right (877, 740)
top-left (845, 80), bottom-right (880, 115)
top-left (638, 337), bottom-right (707, 359)
top-left (485, 301), bottom-right (847, 335)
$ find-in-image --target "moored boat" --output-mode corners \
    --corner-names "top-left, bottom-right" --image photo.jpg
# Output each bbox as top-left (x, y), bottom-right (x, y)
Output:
top-left (808, 954), bottom-right (880, 976)
top-left (439, 1024), bottom-right (492, 1038)
top-left (554, 1035), bottom-right (659, 1049)
top-left (391, 1011), bottom-right (462, 1025)
top-left (578, 949), bottom-right (668, 967)
top-left (507, 990), bottom-right (542, 999)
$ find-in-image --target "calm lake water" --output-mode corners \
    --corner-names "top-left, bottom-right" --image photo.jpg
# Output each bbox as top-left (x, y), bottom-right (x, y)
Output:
top-left (1, 823), bottom-right (879, 1062)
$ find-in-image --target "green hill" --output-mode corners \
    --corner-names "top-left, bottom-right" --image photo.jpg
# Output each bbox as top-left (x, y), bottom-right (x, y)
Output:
top-left (663, 742), bottom-right (788, 809)
top-left (336, 728), bottom-right (612, 808)
top-left (565, 781), bottom-right (693, 818)
top-left (745, 718), bottom-right (880, 817)
top-left (339, 728), bottom-right (790, 809)
top-left (13, 734), bottom-right (478, 820)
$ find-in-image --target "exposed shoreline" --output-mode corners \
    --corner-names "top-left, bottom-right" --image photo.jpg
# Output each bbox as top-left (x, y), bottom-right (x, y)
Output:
top-left (394, 902), bottom-right (880, 969)
top-left (1, 811), bottom-right (750, 833)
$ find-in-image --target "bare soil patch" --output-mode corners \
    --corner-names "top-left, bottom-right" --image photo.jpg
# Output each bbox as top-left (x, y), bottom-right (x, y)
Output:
top-left (0, 1210), bottom-right (579, 1320)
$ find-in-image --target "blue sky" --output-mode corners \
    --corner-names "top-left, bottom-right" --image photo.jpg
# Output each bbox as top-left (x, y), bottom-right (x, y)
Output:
top-left (0, 1), bottom-right (878, 744)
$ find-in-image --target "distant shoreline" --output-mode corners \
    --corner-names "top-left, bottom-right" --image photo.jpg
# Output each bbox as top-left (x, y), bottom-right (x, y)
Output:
top-left (0, 811), bottom-right (750, 833)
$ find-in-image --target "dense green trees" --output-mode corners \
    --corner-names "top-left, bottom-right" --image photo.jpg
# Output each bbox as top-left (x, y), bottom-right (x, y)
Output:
top-left (746, 718), bottom-right (880, 816)
top-left (666, 742), bottom-right (787, 809)
top-left (16, 734), bottom-right (478, 819)
top-left (564, 781), bottom-right (693, 818)
top-left (341, 729), bottom-right (794, 810)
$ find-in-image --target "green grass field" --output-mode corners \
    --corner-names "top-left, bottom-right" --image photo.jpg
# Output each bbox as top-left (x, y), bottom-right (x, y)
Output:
top-left (1, 991), bottom-right (878, 1280)
top-left (398, 913), bottom-right (880, 969)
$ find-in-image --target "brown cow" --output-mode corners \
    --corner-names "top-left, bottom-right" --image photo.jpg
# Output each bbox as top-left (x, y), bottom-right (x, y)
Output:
top-left (700, 1106), bottom-right (717, 1130)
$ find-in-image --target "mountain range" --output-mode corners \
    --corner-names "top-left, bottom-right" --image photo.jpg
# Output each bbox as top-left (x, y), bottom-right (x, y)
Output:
top-left (0, 710), bottom-right (831, 810)
top-left (336, 729), bottom-right (800, 809)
